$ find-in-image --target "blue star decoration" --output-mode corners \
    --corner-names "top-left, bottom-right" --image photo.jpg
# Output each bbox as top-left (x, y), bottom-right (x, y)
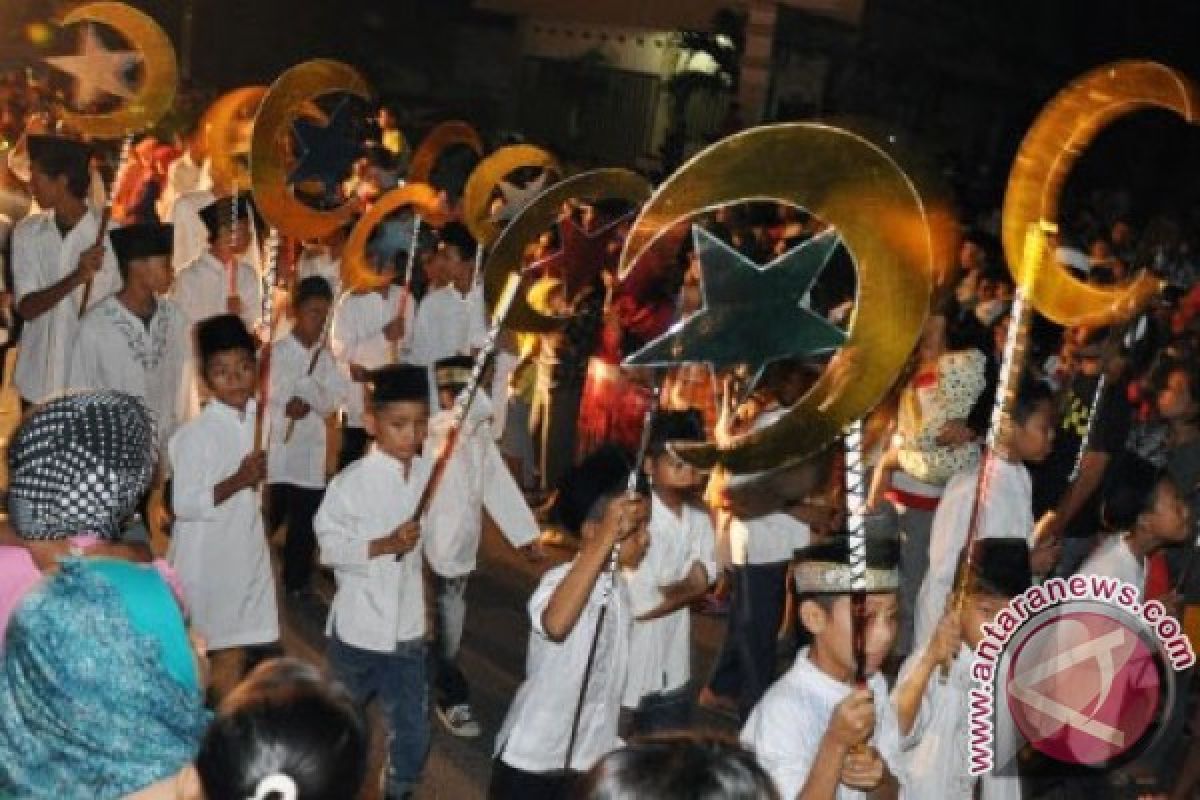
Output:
top-left (288, 97), bottom-right (364, 198)
top-left (624, 226), bottom-right (848, 385)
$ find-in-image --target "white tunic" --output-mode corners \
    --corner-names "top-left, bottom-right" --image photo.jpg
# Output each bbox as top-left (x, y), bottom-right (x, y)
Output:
top-left (171, 251), bottom-right (262, 331)
top-left (741, 648), bottom-right (903, 800)
top-left (495, 562), bottom-right (631, 773)
top-left (898, 644), bottom-right (1021, 800)
top-left (266, 334), bottom-right (348, 489)
top-left (158, 152), bottom-right (211, 223)
top-left (1080, 534), bottom-right (1144, 593)
top-left (167, 400), bottom-right (279, 650)
top-left (67, 295), bottom-right (189, 451)
top-left (315, 447), bottom-right (431, 651)
top-left (622, 493), bottom-right (716, 706)
top-left (330, 286), bottom-right (414, 428)
top-left (914, 459), bottom-right (1034, 650)
top-left (422, 395), bottom-right (538, 578)
top-left (408, 284), bottom-right (487, 367)
top-left (12, 208), bottom-right (121, 403)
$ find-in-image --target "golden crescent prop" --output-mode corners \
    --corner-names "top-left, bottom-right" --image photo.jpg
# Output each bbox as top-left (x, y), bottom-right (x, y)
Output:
top-left (408, 120), bottom-right (484, 185)
top-left (483, 168), bottom-right (652, 333)
top-left (202, 86), bottom-right (266, 197)
top-left (461, 144), bottom-right (561, 247)
top-left (619, 123), bottom-right (935, 473)
top-left (341, 182), bottom-right (451, 292)
top-left (250, 59), bottom-right (371, 239)
top-left (1002, 60), bottom-right (1198, 326)
top-left (55, 1), bottom-right (177, 139)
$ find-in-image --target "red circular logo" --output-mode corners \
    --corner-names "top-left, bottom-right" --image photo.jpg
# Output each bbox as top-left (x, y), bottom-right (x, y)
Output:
top-left (1005, 610), bottom-right (1162, 766)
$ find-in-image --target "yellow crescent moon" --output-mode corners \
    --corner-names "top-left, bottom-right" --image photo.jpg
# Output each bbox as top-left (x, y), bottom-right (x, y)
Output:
top-left (202, 86), bottom-right (266, 197)
top-left (461, 144), bottom-right (561, 247)
top-left (408, 120), bottom-right (484, 184)
top-left (1003, 60), bottom-right (1198, 326)
top-left (250, 59), bottom-right (371, 239)
top-left (619, 123), bottom-right (936, 473)
top-left (56, 2), bottom-right (178, 139)
top-left (483, 168), bottom-right (652, 333)
top-left (340, 182), bottom-right (451, 292)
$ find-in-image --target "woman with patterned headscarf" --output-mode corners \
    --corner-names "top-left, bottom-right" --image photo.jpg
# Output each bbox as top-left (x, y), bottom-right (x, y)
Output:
top-left (0, 558), bottom-right (211, 798)
top-left (0, 390), bottom-right (159, 645)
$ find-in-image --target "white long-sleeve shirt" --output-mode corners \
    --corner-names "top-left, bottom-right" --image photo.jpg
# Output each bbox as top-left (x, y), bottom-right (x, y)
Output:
top-left (158, 152), bottom-right (211, 222)
top-left (914, 459), bottom-right (1034, 650)
top-left (12, 207), bottom-right (121, 403)
top-left (495, 562), bottom-right (631, 773)
top-left (315, 447), bottom-right (430, 651)
top-left (167, 399), bottom-right (279, 650)
top-left (67, 295), bottom-right (188, 451)
top-left (295, 247), bottom-right (342, 297)
top-left (171, 251), bottom-right (262, 331)
top-left (422, 394), bottom-right (538, 578)
top-left (331, 286), bottom-right (414, 428)
top-left (897, 644), bottom-right (1020, 800)
top-left (742, 649), bottom-right (903, 800)
top-left (623, 493), bottom-right (716, 706)
top-left (1080, 534), bottom-right (1144, 593)
top-left (266, 333), bottom-right (348, 488)
top-left (408, 284), bottom-right (487, 367)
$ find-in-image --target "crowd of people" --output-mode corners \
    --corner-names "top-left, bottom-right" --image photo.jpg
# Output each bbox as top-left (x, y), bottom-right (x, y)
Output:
top-left (0, 62), bottom-right (1199, 800)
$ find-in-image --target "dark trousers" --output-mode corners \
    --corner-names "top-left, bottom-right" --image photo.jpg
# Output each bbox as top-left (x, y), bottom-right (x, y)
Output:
top-left (529, 378), bottom-right (583, 492)
top-left (630, 683), bottom-right (693, 736)
top-left (339, 423), bottom-right (370, 471)
top-left (267, 483), bottom-right (325, 593)
top-left (488, 758), bottom-right (576, 800)
top-left (706, 561), bottom-right (789, 720)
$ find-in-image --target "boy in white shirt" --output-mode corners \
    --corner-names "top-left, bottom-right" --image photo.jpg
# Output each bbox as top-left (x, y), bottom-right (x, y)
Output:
top-left (741, 536), bottom-right (904, 800)
top-left (623, 410), bottom-right (717, 735)
top-left (266, 275), bottom-right (348, 598)
top-left (425, 355), bottom-right (541, 739)
top-left (315, 363), bottom-right (433, 800)
top-left (914, 377), bottom-right (1060, 648)
top-left (168, 314), bottom-right (278, 699)
top-left (13, 135), bottom-right (121, 407)
top-left (408, 222), bottom-right (486, 370)
top-left (893, 538), bottom-right (1033, 800)
top-left (491, 452), bottom-right (650, 799)
top-left (171, 192), bottom-right (262, 332)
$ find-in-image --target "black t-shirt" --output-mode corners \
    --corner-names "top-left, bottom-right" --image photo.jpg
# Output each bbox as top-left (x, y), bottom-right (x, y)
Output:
top-left (1030, 372), bottom-right (1132, 538)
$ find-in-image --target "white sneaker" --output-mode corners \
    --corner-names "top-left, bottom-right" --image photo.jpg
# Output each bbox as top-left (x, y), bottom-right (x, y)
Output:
top-left (437, 703), bottom-right (482, 738)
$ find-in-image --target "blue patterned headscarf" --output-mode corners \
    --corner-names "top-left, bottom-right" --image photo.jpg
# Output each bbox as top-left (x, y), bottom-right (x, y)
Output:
top-left (7, 391), bottom-right (157, 541)
top-left (0, 559), bottom-right (211, 799)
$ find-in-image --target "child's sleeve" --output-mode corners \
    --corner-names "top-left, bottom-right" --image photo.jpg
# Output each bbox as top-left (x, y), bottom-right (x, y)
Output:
top-left (483, 438), bottom-right (539, 549)
top-left (686, 509), bottom-right (719, 585)
top-left (293, 349), bottom-right (349, 416)
top-left (331, 296), bottom-right (387, 366)
top-left (10, 225), bottom-right (46, 304)
top-left (168, 425), bottom-right (221, 522)
top-left (740, 693), bottom-right (819, 800)
top-left (528, 564), bottom-right (569, 640)
top-left (313, 473), bottom-right (371, 574)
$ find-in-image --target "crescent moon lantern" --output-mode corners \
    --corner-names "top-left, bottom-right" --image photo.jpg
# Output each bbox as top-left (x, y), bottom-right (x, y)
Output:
top-left (408, 120), bottom-right (484, 185)
top-left (202, 86), bottom-right (266, 197)
top-left (461, 144), bottom-right (561, 247)
top-left (483, 168), bottom-right (652, 333)
top-left (55, 2), bottom-right (178, 139)
top-left (619, 123), bottom-right (936, 474)
top-left (250, 59), bottom-right (371, 239)
top-left (1003, 60), bottom-right (1199, 326)
top-left (341, 182), bottom-right (451, 293)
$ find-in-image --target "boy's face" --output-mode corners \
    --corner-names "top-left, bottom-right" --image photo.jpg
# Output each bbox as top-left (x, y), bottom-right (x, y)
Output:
top-left (582, 494), bottom-right (650, 570)
top-left (801, 592), bottom-right (898, 680)
top-left (217, 219), bottom-right (251, 253)
top-left (436, 386), bottom-right (459, 412)
top-left (204, 348), bottom-right (256, 411)
top-left (646, 448), bottom-right (703, 492)
top-left (365, 400), bottom-right (429, 463)
top-left (961, 590), bottom-right (1009, 650)
top-left (28, 164), bottom-right (63, 209)
top-left (1157, 370), bottom-right (1196, 422)
top-left (292, 295), bottom-right (330, 343)
top-left (1144, 479), bottom-right (1192, 545)
top-left (1010, 401), bottom-right (1056, 463)
top-left (130, 254), bottom-right (173, 295)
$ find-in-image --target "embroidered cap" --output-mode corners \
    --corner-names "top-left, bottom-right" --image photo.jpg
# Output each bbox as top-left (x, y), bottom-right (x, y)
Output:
top-left (793, 532), bottom-right (900, 594)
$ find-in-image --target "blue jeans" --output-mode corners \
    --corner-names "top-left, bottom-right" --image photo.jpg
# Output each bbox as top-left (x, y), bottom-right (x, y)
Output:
top-left (328, 635), bottom-right (429, 796)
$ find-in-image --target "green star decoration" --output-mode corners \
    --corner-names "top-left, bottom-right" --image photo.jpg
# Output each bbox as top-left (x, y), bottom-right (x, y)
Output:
top-left (624, 226), bottom-right (847, 382)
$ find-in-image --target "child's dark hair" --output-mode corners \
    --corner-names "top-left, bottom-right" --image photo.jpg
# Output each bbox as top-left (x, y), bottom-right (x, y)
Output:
top-left (575, 732), bottom-right (781, 800)
top-left (1100, 454), bottom-right (1163, 531)
top-left (195, 658), bottom-right (367, 800)
top-left (438, 221), bottom-right (478, 261)
top-left (646, 409), bottom-right (705, 457)
top-left (29, 137), bottom-right (91, 199)
top-left (293, 275), bottom-right (334, 308)
top-left (1011, 375), bottom-right (1054, 425)
top-left (195, 313), bottom-right (256, 371)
